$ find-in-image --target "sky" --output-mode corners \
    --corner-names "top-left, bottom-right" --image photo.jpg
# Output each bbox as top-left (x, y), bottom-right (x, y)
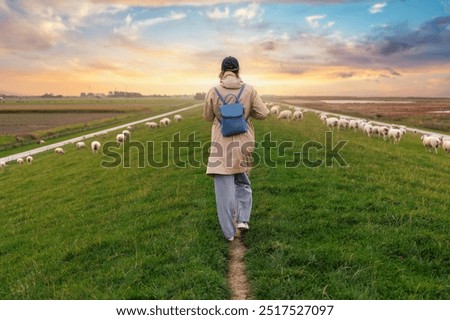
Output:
top-left (1, 0), bottom-right (450, 97)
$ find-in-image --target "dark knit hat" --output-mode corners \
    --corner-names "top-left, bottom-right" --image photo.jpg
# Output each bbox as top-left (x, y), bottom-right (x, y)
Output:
top-left (221, 56), bottom-right (239, 72)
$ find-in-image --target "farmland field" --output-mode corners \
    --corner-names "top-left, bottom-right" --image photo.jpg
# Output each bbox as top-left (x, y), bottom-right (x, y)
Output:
top-left (0, 97), bottom-right (196, 155)
top-left (278, 97), bottom-right (450, 134)
top-left (0, 100), bottom-right (448, 299)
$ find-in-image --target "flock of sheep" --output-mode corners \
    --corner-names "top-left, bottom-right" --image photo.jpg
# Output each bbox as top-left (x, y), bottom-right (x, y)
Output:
top-left (266, 102), bottom-right (450, 156)
top-left (0, 114), bottom-right (184, 170)
top-left (1, 103), bottom-right (449, 171)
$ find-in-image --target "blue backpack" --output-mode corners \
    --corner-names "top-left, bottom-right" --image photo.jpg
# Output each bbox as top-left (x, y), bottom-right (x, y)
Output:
top-left (214, 84), bottom-right (247, 137)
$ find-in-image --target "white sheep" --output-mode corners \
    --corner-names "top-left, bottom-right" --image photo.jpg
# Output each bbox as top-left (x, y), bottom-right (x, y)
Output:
top-left (38, 140), bottom-right (46, 145)
top-left (126, 125), bottom-right (133, 130)
top-left (442, 139), bottom-right (450, 155)
top-left (0, 161), bottom-right (6, 170)
top-left (277, 110), bottom-right (292, 121)
top-left (338, 118), bottom-right (349, 130)
top-left (371, 126), bottom-right (380, 136)
top-left (17, 158), bottom-right (24, 164)
top-left (91, 141), bottom-right (101, 153)
top-left (122, 130), bottom-right (131, 140)
top-left (349, 120), bottom-right (359, 131)
top-left (55, 147), bottom-right (64, 155)
top-left (145, 122), bottom-right (158, 129)
top-left (76, 141), bottom-right (86, 149)
top-left (379, 126), bottom-right (390, 140)
top-left (363, 124), bottom-right (373, 137)
top-left (421, 135), bottom-right (441, 154)
top-left (388, 128), bottom-right (402, 144)
top-left (174, 114), bottom-right (183, 122)
top-left (326, 117), bottom-right (339, 130)
top-left (270, 105), bottom-right (280, 116)
top-left (319, 113), bottom-right (327, 123)
top-left (116, 133), bottom-right (125, 144)
top-left (160, 118), bottom-right (171, 127)
top-left (292, 110), bottom-right (303, 121)
top-left (26, 156), bottom-right (33, 164)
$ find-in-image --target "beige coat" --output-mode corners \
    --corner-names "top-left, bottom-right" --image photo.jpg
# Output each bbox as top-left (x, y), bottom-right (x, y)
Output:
top-left (203, 72), bottom-right (269, 175)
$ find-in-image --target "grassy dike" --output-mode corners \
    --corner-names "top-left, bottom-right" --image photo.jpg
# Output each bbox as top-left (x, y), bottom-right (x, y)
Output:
top-left (247, 113), bottom-right (449, 299)
top-left (1, 108), bottom-right (449, 299)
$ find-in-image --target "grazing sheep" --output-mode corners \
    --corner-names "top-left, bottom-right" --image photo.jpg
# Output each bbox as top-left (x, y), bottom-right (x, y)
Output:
top-left (421, 135), bottom-right (441, 154)
top-left (326, 117), bottom-right (339, 130)
top-left (160, 118), bottom-right (171, 127)
top-left (91, 141), bottom-right (101, 153)
top-left (338, 118), bottom-right (349, 130)
top-left (17, 158), bottom-right (24, 165)
top-left (358, 120), bottom-right (368, 132)
top-left (126, 125), bottom-right (132, 130)
top-left (174, 114), bottom-right (183, 122)
top-left (371, 126), bottom-right (380, 136)
top-left (277, 110), bottom-right (292, 121)
top-left (145, 122), bottom-right (158, 129)
top-left (55, 147), bottom-right (64, 155)
top-left (122, 130), bottom-right (131, 140)
top-left (379, 126), bottom-right (390, 140)
top-left (442, 139), bottom-right (450, 155)
top-left (0, 161), bottom-right (6, 170)
top-left (292, 110), bottom-right (303, 121)
top-left (76, 141), bottom-right (86, 149)
top-left (363, 124), bottom-right (373, 137)
top-left (270, 105), bottom-right (280, 116)
top-left (388, 128), bottom-right (402, 144)
top-left (349, 120), bottom-right (359, 131)
top-left (26, 156), bottom-right (33, 164)
top-left (319, 113), bottom-right (327, 123)
top-left (116, 133), bottom-right (125, 144)
top-left (38, 140), bottom-right (46, 145)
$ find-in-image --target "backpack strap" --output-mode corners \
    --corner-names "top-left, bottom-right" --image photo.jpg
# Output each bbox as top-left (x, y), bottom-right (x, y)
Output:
top-left (236, 84), bottom-right (246, 101)
top-left (214, 84), bottom-right (246, 105)
top-left (213, 87), bottom-right (226, 105)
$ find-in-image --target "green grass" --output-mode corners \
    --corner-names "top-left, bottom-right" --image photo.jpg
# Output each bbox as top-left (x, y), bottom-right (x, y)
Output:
top-left (246, 115), bottom-right (449, 299)
top-left (0, 98), bottom-right (196, 157)
top-left (0, 108), bottom-right (449, 299)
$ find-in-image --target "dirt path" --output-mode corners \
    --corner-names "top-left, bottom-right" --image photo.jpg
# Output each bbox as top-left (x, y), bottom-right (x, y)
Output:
top-left (228, 229), bottom-right (251, 300)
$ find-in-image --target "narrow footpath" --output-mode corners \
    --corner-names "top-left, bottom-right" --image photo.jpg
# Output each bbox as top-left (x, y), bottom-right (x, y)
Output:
top-left (228, 229), bottom-right (251, 300)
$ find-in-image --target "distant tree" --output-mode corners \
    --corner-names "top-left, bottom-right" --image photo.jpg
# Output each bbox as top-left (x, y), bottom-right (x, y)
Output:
top-left (194, 92), bottom-right (206, 100)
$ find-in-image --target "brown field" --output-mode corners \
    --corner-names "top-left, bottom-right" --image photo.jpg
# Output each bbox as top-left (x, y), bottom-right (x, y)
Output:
top-left (0, 112), bottom-right (122, 135)
top-left (279, 97), bottom-right (450, 133)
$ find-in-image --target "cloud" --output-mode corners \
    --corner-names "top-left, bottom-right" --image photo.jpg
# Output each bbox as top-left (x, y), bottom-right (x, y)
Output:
top-left (335, 71), bottom-right (356, 78)
top-left (260, 41), bottom-right (276, 51)
top-left (369, 3), bottom-right (387, 14)
top-left (0, 1), bottom-right (128, 52)
top-left (306, 15), bottom-right (326, 29)
top-left (114, 11), bottom-right (187, 41)
top-left (206, 7), bottom-right (229, 20)
top-left (233, 3), bottom-right (264, 26)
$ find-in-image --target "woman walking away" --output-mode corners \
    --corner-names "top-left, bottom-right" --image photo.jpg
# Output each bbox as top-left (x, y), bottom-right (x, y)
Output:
top-left (203, 56), bottom-right (269, 241)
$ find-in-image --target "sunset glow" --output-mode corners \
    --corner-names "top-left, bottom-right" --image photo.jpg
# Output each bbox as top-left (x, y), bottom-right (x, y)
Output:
top-left (1, 0), bottom-right (450, 96)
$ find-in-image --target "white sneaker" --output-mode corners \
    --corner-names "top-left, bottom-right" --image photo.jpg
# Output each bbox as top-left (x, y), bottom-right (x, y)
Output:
top-left (227, 236), bottom-right (234, 241)
top-left (237, 222), bottom-right (249, 230)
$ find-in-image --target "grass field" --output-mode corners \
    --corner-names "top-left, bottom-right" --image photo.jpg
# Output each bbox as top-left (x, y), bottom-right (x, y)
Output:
top-left (0, 105), bottom-right (449, 299)
top-left (0, 97), bottom-right (195, 156)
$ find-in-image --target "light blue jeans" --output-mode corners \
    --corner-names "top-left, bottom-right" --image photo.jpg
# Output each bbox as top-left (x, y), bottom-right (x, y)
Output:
top-left (213, 173), bottom-right (252, 239)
